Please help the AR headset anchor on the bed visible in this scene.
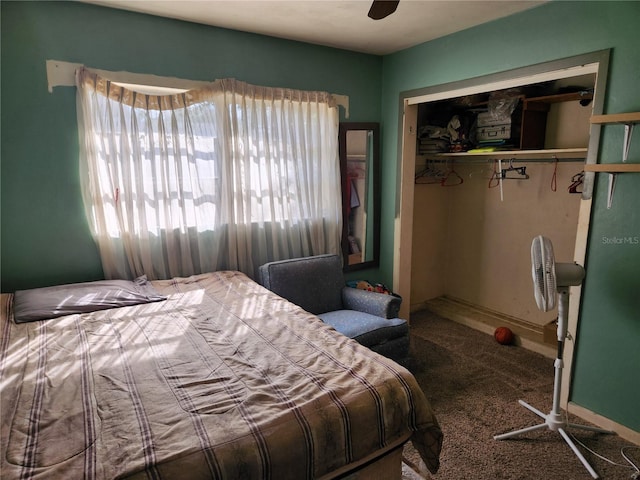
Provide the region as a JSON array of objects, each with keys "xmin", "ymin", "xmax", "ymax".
[{"xmin": 0, "ymin": 271, "xmax": 442, "ymax": 479}]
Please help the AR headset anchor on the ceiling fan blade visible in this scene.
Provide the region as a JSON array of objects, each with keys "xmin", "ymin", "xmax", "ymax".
[{"xmin": 368, "ymin": 0, "xmax": 400, "ymax": 20}]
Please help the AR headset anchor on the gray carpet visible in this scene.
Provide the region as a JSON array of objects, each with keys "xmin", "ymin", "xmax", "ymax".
[{"xmin": 401, "ymin": 309, "xmax": 639, "ymax": 480}]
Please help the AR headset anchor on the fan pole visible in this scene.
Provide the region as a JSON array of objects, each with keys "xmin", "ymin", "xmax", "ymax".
[{"xmin": 494, "ymin": 288, "xmax": 612, "ymax": 479}]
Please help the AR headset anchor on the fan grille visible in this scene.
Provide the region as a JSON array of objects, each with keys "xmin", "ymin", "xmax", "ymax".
[{"xmin": 531, "ymin": 235, "xmax": 556, "ymax": 312}]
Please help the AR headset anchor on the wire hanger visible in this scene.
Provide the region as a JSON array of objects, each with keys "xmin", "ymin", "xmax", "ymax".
[
  {"xmin": 488, "ymin": 160, "xmax": 501, "ymax": 188},
  {"xmin": 568, "ymin": 171, "xmax": 584, "ymax": 194},
  {"xmin": 440, "ymin": 161, "xmax": 464, "ymax": 187},
  {"xmin": 550, "ymin": 156, "xmax": 558, "ymax": 192},
  {"xmin": 415, "ymin": 159, "xmax": 446, "ymax": 184}
]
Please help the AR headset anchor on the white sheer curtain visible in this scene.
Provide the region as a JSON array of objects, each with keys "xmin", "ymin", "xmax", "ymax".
[{"xmin": 76, "ymin": 69, "xmax": 342, "ymax": 280}]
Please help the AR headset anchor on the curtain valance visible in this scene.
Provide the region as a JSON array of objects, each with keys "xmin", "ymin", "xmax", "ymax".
[{"xmin": 77, "ymin": 68, "xmax": 337, "ymax": 112}]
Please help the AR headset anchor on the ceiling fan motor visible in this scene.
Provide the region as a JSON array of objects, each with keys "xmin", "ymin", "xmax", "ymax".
[{"xmin": 368, "ymin": 0, "xmax": 400, "ymax": 20}]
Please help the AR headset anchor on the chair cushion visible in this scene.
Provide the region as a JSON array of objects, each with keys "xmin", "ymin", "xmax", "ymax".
[{"xmin": 318, "ymin": 310, "xmax": 408, "ymax": 347}]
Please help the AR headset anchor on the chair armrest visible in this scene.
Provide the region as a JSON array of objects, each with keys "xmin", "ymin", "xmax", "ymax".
[{"xmin": 342, "ymin": 287, "xmax": 401, "ymax": 319}]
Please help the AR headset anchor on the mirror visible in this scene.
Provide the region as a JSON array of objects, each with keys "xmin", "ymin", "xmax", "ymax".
[{"xmin": 339, "ymin": 122, "xmax": 380, "ymax": 271}]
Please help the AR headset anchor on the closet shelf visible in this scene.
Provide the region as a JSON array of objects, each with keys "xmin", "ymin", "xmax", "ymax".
[
  {"xmin": 525, "ymin": 91, "xmax": 593, "ymax": 105},
  {"xmin": 429, "ymin": 148, "xmax": 587, "ymax": 161}
]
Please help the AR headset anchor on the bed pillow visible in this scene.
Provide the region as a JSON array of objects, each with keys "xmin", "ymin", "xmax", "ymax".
[{"xmin": 13, "ymin": 276, "xmax": 166, "ymax": 323}]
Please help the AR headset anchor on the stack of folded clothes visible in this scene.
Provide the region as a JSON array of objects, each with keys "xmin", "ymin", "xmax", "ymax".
[{"xmin": 417, "ymin": 125, "xmax": 450, "ymax": 155}]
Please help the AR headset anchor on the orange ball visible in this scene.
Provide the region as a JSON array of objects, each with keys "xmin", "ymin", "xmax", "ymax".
[{"xmin": 494, "ymin": 327, "xmax": 514, "ymax": 345}]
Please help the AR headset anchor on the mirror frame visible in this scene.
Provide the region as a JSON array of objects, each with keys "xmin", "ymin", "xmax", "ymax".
[{"xmin": 339, "ymin": 122, "xmax": 381, "ymax": 272}]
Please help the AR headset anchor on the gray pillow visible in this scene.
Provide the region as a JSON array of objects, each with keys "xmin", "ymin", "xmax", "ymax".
[{"xmin": 13, "ymin": 276, "xmax": 166, "ymax": 323}]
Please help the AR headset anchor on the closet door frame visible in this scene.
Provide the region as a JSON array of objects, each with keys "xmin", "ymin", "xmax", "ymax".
[{"xmin": 394, "ymin": 49, "xmax": 610, "ymax": 407}]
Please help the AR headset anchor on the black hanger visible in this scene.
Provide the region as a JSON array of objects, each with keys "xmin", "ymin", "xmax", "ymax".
[
  {"xmin": 568, "ymin": 171, "xmax": 584, "ymax": 194},
  {"xmin": 499, "ymin": 159, "xmax": 529, "ymax": 180}
]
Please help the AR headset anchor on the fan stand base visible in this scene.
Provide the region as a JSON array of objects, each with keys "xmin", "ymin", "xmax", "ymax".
[
  {"xmin": 494, "ymin": 399, "xmax": 612, "ymax": 479},
  {"xmin": 496, "ymin": 286, "xmax": 613, "ymax": 478}
]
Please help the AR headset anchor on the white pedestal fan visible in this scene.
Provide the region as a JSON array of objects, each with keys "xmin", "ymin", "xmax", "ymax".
[{"xmin": 494, "ymin": 235, "xmax": 611, "ymax": 479}]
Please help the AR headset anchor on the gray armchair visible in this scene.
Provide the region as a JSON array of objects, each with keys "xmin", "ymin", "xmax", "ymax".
[{"xmin": 258, "ymin": 254, "xmax": 409, "ymax": 364}]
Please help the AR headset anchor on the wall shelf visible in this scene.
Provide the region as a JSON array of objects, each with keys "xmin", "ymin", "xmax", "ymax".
[
  {"xmin": 590, "ymin": 112, "xmax": 640, "ymax": 124},
  {"xmin": 590, "ymin": 112, "xmax": 639, "ymax": 162},
  {"xmin": 588, "ymin": 112, "xmax": 640, "ymax": 208},
  {"xmin": 583, "ymin": 163, "xmax": 640, "ymax": 173}
]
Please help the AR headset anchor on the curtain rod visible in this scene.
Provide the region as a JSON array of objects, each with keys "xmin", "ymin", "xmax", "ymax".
[{"xmin": 46, "ymin": 59, "xmax": 350, "ymax": 118}]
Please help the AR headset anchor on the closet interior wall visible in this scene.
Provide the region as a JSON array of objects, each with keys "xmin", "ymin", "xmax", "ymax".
[{"xmin": 412, "ymin": 162, "xmax": 582, "ymax": 328}]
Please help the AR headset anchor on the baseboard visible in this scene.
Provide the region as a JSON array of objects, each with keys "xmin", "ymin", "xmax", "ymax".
[
  {"xmin": 568, "ymin": 402, "xmax": 640, "ymax": 446},
  {"xmin": 419, "ymin": 296, "xmax": 556, "ymax": 359}
]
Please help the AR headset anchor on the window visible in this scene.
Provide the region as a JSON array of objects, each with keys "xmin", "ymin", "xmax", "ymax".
[{"xmin": 77, "ymin": 71, "xmax": 341, "ymax": 280}]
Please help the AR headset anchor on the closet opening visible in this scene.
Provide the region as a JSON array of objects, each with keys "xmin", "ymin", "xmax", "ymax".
[{"xmin": 394, "ymin": 51, "xmax": 610, "ymax": 389}]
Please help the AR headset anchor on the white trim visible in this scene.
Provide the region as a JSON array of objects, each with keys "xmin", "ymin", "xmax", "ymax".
[
  {"xmin": 407, "ymin": 63, "xmax": 599, "ymax": 105},
  {"xmin": 332, "ymin": 94, "xmax": 350, "ymax": 119},
  {"xmin": 46, "ymin": 60, "xmax": 211, "ymax": 93},
  {"xmin": 46, "ymin": 59, "xmax": 349, "ymax": 118},
  {"xmin": 396, "ymin": 51, "xmax": 613, "ymax": 435}
]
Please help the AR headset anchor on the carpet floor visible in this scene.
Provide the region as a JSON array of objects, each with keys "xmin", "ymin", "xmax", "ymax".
[{"xmin": 401, "ymin": 309, "xmax": 639, "ymax": 480}]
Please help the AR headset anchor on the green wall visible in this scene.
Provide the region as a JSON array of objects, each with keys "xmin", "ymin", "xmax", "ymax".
[
  {"xmin": 2, "ymin": 0, "xmax": 638, "ymax": 433},
  {"xmin": 380, "ymin": 1, "xmax": 639, "ymax": 432},
  {"xmin": 1, "ymin": 1, "xmax": 382, "ymax": 291}
]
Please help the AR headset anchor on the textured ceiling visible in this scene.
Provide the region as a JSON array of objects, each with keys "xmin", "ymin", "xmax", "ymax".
[{"xmin": 79, "ymin": 1, "xmax": 547, "ymax": 55}]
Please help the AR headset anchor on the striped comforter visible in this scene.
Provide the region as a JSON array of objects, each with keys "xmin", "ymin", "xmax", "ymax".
[{"xmin": 0, "ymin": 271, "xmax": 442, "ymax": 479}]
